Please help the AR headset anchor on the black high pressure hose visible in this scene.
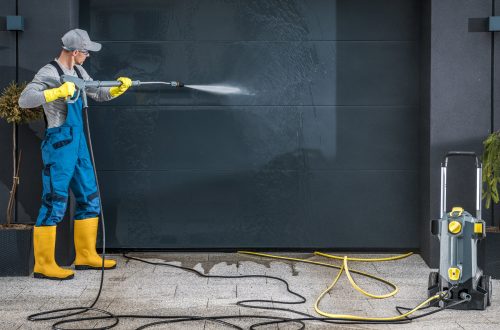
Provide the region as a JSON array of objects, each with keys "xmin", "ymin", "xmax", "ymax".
[{"xmin": 27, "ymin": 107, "xmax": 471, "ymax": 330}]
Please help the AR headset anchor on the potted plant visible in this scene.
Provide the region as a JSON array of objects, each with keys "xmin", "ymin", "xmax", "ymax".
[
  {"xmin": 0, "ymin": 81, "xmax": 43, "ymax": 276},
  {"xmin": 481, "ymin": 130, "xmax": 500, "ymax": 279}
]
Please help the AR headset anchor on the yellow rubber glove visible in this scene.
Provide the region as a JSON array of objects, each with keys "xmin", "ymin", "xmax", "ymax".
[
  {"xmin": 43, "ymin": 82, "xmax": 76, "ymax": 103},
  {"xmin": 109, "ymin": 77, "xmax": 132, "ymax": 97}
]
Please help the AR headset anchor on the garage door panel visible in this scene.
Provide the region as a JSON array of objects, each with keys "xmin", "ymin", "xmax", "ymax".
[
  {"xmin": 90, "ymin": 106, "xmax": 302, "ymax": 171},
  {"xmin": 90, "ymin": 105, "xmax": 418, "ymax": 172},
  {"xmin": 336, "ymin": 42, "xmax": 419, "ymax": 106},
  {"xmin": 97, "ymin": 169, "xmax": 419, "ymax": 249},
  {"xmin": 302, "ymin": 106, "xmax": 419, "ymax": 170},
  {"xmin": 336, "ymin": 0, "xmax": 420, "ymax": 41},
  {"xmin": 90, "ymin": 42, "xmax": 417, "ymax": 106},
  {"xmin": 307, "ymin": 170, "xmax": 419, "ymax": 248},
  {"xmin": 98, "ymin": 170, "xmax": 308, "ymax": 248},
  {"xmin": 90, "ymin": 41, "xmax": 334, "ymax": 106},
  {"xmin": 83, "ymin": 0, "xmax": 417, "ymax": 42}
]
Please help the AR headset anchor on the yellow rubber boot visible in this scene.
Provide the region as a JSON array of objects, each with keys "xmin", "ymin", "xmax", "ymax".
[
  {"xmin": 33, "ymin": 226, "xmax": 74, "ymax": 280},
  {"xmin": 74, "ymin": 217, "xmax": 116, "ymax": 270}
]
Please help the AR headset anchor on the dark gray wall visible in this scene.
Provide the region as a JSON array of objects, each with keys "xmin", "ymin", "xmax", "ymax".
[
  {"xmin": 421, "ymin": 0, "xmax": 494, "ymax": 266},
  {"xmin": 494, "ymin": 0, "xmax": 500, "ymax": 230}
]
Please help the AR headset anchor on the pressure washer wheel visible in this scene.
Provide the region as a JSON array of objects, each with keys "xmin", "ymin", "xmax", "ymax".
[
  {"xmin": 480, "ymin": 275, "xmax": 492, "ymax": 306},
  {"xmin": 427, "ymin": 271, "xmax": 440, "ymax": 303},
  {"xmin": 428, "ymin": 271, "xmax": 439, "ymax": 288}
]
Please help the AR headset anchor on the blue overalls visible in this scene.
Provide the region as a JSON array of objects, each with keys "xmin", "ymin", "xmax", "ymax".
[{"xmin": 36, "ymin": 64, "xmax": 100, "ymax": 227}]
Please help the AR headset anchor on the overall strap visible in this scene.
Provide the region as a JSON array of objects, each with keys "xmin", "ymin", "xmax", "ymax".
[
  {"xmin": 43, "ymin": 61, "xmax": 64, "ymax": 128},
  {"xmin": 49, "ymin": 60, "xmax": 84, "ymax": 79},
  {"xmin": 74, "ymin": 65, "xmax": 83, "ymax": 79},
  {"xmin": 49, "ymin": 60, "xmax": 65, "ymax": 77}
]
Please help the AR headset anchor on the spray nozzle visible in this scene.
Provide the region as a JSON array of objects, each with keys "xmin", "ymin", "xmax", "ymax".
[{"xmin": 170, "ymin": 81, "xmax": 184, "ymax": 88}]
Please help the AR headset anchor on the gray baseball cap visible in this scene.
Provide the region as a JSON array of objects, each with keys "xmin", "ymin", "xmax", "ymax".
[{"xmin": 61, "ymin": 29, "xmax": 101, "ymax": 52}]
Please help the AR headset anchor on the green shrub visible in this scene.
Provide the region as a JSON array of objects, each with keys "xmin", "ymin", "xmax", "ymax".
[
  {"xmin": 482, "ymin": 131, "xmax": 500, "ymax": 209},
  {"xmin": 0, "ymin": 81, "xmax": 43, "ymax": 123}
]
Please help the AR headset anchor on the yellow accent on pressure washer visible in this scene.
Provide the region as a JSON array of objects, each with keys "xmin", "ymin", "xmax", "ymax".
[
  {"xmin": 448, "ymin": 267, "xmax": 461, "ymax": 281},
  {"xmin": 238, "ymin": 250, "xmax": 444, "ymax": 321},
  {"xmin": 449, "ymin": 207, "xmax": 464, "ymax": 217},
  {"xmin": 474, "ymin": 222, "xmax": 483, "ymax": 234},
  {"xmin": 448, "ymin": 221, "xmax": 462, "ymax": 234}
]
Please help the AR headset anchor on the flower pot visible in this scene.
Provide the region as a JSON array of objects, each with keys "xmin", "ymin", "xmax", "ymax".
[{"xmin": 0, "ymin": 224, "xmax": 34, "ymax": 276}]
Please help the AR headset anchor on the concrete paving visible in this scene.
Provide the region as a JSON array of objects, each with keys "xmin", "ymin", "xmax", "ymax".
[{"xmin": 0, "ymin": 252, "xmax": 498, "ymax": 329}]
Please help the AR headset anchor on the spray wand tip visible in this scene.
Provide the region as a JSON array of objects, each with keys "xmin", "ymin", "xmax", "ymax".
[{"xmin": 171, "ymin": 81, "xmax": 184, "ymax": 88}]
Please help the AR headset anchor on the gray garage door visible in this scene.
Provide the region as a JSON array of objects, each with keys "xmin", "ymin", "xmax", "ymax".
[{"xmin": 80, "ymin": 0, "xmax": 420, "ymax": 249}]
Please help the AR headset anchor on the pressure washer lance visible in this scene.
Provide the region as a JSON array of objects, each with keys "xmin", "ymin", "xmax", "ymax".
[{"xmin": 60, "ymin": 74, "xmax": 184, "ymax": 107}]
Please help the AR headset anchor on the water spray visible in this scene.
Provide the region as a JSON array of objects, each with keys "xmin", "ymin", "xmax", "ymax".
[{"xmin": 184, "ymin": 84, "xmax": 243, "ymax": 95}]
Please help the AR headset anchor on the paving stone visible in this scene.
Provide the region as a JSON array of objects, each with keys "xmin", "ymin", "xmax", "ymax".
[
  {"xmin": 0, "ymin": 284, "xmax": 25, "ymax": 300},
  {"xmin": 383, "ymin": 320, "xmax": 476, "ymax": 329},
  {"xmin": 175, "ymin": 283, "xmax": 237, "ymax": 300},
  {"xmin": 4, "ymin": 252, "xmax": 499, "ymax": 329},
  {"xmin": 17, "ymin": 282, "xmax": 86, "ymax": 300}
]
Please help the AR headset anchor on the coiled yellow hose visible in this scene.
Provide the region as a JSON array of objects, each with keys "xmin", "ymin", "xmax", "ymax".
[{"xmin": 238, "ymin": 250, "xmax": 442, "ymax": 321}]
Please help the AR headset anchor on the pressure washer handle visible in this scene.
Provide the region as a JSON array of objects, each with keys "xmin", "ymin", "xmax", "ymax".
[
  {"xmin": 442, "ymin": 151, "xmax": 480, "ymax": 167},
  {"xmin": 439, "ymin": 151, "xmax": 482, "ymax": 219},
  {"xmin": 60, "ymin": 75, "xmax": 141, "ymax": 104},
  {"xmin": 85, "ymin": 80, "xmax": 141, "ymax": 88},
  {"xmin": 60, "ymin": 74, "xmax": 140, "ymax": 88}
]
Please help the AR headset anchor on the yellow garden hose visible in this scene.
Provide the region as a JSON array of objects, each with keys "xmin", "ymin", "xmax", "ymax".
[
  {"xmin": 314, "ymin": 256, "xmax": 442, "ymax": 320},
  {"xmin": 239, "ymin": 251, "xmax": 400, "ymax": 296},
  {"xmin": 314, "ymin": 251, "xmax": 413, "ymax": 262},
  {"xmin": 238, "ymin": 251, "xmax": 444, "ymax": 322},
  {"xmin": 315, "ymin": 251, "xmax": 415, "ymax": 299}
]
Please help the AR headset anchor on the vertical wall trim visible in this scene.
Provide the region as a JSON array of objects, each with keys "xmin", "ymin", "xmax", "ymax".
[
  {"xmin": 14, "ymin": 0, "xmax": 19, "ymax": 222},
  {"xmin": 492, "ymin": 1, "xmax": 495, "ymax": 136},
  {"xmin": 15, "ymin": 0, "xmax": 18, "ymax": 82},
  {"xmin": 492, "ymin": 1, "xmax": 496, "ymax": 227}
]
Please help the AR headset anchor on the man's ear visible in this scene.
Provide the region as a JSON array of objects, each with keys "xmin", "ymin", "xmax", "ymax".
[{"xmin": 72, "ymin": 50, "xmax": 79, "ymax": 56}]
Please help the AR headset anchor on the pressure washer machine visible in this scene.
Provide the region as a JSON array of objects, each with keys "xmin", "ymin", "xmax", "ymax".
[{"xmin": 428, "ymin": 151, "xmax": 492, "ymax": 310}]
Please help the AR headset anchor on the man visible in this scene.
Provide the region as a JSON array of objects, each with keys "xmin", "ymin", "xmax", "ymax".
[{"xmin": 19, "ymin": 29, "xmax": 132, "ymax": 280}]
